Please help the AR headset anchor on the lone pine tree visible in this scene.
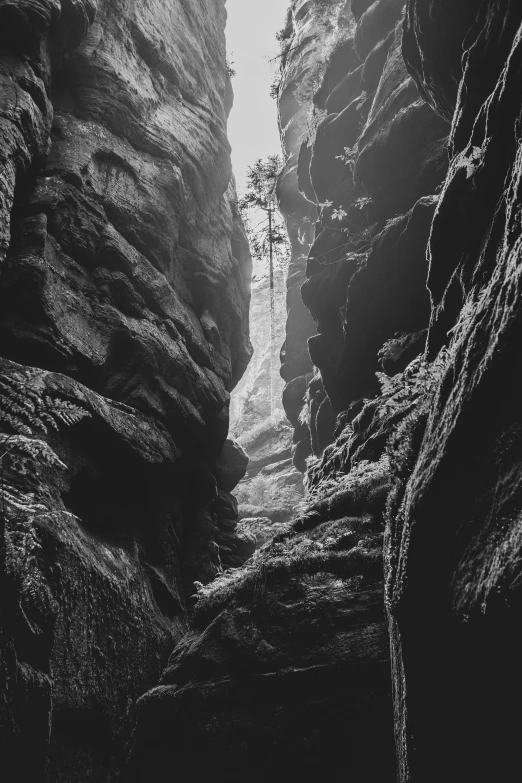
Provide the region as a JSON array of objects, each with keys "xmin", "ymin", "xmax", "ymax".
[{"xmin": 239, "ymin": 156, "xmax": 290, "ymax": 418}]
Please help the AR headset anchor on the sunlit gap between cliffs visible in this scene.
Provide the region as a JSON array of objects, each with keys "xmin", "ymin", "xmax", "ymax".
[{"xmin": 226, "ymin": 0, "xmax": 290, "ymax": 427}]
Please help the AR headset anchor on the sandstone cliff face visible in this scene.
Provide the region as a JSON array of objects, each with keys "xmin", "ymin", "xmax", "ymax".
[
  {"xmin": 278, "ymin": 0, "xmax": 448, "ymax": 463},
  {"xmin": 0, "ymin": 1, "xmax": 251, "ymax": 779},
  {"xmin": 386, "ymin": 2, "xmax": 522, "ymax": 780},
  {"xmin": 275, "ymin": 1, "xmax": 325, "ymax": 470}
]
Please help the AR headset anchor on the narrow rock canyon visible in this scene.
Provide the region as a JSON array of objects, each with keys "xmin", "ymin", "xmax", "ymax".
[{"xmin": 1, "ymin": 1, "xmax": 521, "ymax": 782}]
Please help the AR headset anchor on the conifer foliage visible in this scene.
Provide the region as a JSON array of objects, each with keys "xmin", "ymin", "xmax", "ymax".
[{"xmin": 239, "ymin": 156, "xmax": 290, "ymax": 418}]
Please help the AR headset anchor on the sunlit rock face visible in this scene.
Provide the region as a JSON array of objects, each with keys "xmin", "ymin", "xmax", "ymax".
[
  {"xmin": 276, "ymin": 1, "xmax": 331, "ymax": 470},
  {"xmin": 0, "ymin": 0, "xmax": 251, "ymax": 778},
  {"xmin": 230, "ymin": 268, "xmax": 304, "ymax": 527},
  {"xmin": 277, "ymin": 0, "xmax": 448, "ymax": 462}
]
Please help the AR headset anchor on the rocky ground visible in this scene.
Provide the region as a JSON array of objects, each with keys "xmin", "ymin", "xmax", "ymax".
[{"xmin": 122, "ymin": 452, "xmax": 395, "ymax": 782}]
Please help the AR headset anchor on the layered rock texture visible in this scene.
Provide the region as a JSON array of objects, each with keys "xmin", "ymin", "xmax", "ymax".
[
  {"xmin": 277, "ymin": 0, "xmax": 448, "ymax": 459},
  {"xmin": 277, "ymin": 1, "xmax": 522, "ymax": 781},
  {"xmin": 386, "ymin": 2, "xmax": 522, "ymax": 780},
  {"xmin": 276, "ymin": 2, "xmax": 324, "ymax": 471},
  {"xmin": 0, "ymin": 1, "xmax": 252, "ymax": 779}
]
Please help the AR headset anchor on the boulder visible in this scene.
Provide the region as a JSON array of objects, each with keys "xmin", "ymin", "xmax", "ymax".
[{"xmin": 213, "ymin": 438, "xmax": 249, "ymax": 492}]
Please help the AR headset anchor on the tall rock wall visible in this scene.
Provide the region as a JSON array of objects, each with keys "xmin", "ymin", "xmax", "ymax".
[
  {"xmin": 276, "ymin": 0, "xmax": 342, "ymax": 470},
  {"xmin": 277, "ymin": 0, "xmax": 448, "ymax": 464},
  {"xmin": 275, "ymin": 1, "xmax": 522, "ymax": 781},
  {"xmin": 386, "ymin": 2, "xmax": 522, "ymax": 780},
  {"xmin": 0, "ymin": 1, "xmax": 252, "ymax": 780}
]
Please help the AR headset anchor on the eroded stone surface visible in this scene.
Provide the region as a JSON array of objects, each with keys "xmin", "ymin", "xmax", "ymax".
[
  {"xmin": 385, "ymin": 3, "xmax": 522, "ymax": 780},
  {"xmin": 0, "ymin": 357, "xmax": 187, "ymax": 780},
  {"xmin": 0, "ymin": 1, "xmax": 252, "ymax": 779},
  {"xmin": 122, "ymin": 457, "xmax": 395, "ymax": 783},
  {"xmin": 277, "ymin": 0, "xmax": 448, "ymax": 461}
]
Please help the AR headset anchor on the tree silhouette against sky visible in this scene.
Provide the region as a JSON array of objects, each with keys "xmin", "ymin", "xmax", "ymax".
[{"xmin": 239, "ymin": 155, "xmax": 290, "ymax": 418}]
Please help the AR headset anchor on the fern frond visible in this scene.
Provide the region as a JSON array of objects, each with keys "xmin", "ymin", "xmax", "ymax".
[
  {"xmin": 0, "ymin": 410, "xmax": 34, "ymax": 436},
  {"xmin": 0, "ymin": 372, "xmax": 91, "ymax": 439},
  {"xmin": 375, "ymin": 348, "xmax": 451, "ymax": 419},
  {"xmin": 0, "ymin": 484, "xmax": 49, "ymax": 514},
  {"xmin": 0, "ymin": 433, "xmax": 66, "ymax": 468},
  {"xmin": 50, "ymin": 399, "xmax": 91, "ymax": 428},
  {"xmin": 39, "ymin": 410, "xmax": 59, "ymax": 431}
]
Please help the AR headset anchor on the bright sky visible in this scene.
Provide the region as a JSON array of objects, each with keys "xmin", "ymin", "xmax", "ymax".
[{"xmin": 226, "ymin": 0, "xmax": 288, "ymax": 196}]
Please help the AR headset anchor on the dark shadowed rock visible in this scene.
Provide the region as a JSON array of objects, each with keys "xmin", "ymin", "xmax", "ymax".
[
  {"xmin": 0, "ymin": 0, "xmax": 252, "ymax": 778},
  {"xmin": 121, "ymin": 458, "xmax": 395, "ymax": 783},
  {"xmin": 282, "ymin": 373, "xmax": 309, "ymax": 427},
  {"xmin": 402, "ymin": 0, "xmax": 477, "ymax": 123},
  {"xmin": 0, "ymin": 357, "xmax": 187, "ymax": 781},
  {"xmin": 213, "ymin": 438, "xmax": 249, "ymax": 492},
  {"xmin": 385, "ymin": 2, "xmax": 522, "ymax": 780}
]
